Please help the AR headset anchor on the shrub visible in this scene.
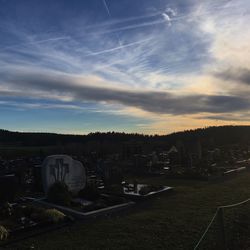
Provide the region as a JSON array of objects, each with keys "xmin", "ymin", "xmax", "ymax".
[
  {"xmin": 0, "ymin": 225, "xmax": 8, "ymax": 241},
  {"xmin": 43, "ymin": 209, "xmax": 65, "ymax": 223},
  {"xmin": 47, "ymin": 182, "xmax": 71, "ymax": 206}
]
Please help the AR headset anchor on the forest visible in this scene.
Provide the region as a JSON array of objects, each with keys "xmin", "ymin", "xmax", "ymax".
[{"xmin": 0, "ymin": 125, "xmax": 250, "ymax": 152}]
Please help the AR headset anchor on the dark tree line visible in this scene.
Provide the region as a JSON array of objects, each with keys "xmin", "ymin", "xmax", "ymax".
[{"xmin": 0, "ymin": 126, "xmax": 250, "ymax": 155}]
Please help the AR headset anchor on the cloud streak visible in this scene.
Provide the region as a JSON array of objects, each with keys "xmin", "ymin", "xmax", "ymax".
[
  {"xmin": 84, "ymin": 37, "xmax": 153, "ymax": 56},
  {"xmin": 2, "ymin": 72, "xmax": 250, "ymax": 116},
  {"xmin": 215, "ymin": 67, "xmax": 250, "ymax": 86},
  {"xmin": 0, "ymin": 36, "xmax": 70, "ymax": 52}
]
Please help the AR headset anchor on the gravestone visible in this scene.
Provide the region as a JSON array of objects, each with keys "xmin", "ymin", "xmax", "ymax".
[{"xmin": 42, "ymin": 155, "xmax": 86, "ymax": 195}]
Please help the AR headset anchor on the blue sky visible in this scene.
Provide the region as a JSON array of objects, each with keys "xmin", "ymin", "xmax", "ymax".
[{"xmin": 1, "ymin": 0, "xmax": 250, "ymax": 134}]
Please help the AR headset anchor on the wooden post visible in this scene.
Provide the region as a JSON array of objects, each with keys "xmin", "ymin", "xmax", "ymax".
[{"xmin": 217, "ymin": 207, "xmax": 227, "ymax": 250}]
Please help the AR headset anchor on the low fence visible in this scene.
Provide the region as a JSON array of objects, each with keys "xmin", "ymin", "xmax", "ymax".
[{"xmin": 194, "ymin": 198, "xmax": 250, "ymax": 250}]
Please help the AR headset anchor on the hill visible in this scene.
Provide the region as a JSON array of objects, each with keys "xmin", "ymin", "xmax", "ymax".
[{"xmin": 0, "ymin": 126, "xmax": 250, "ymax": 156}]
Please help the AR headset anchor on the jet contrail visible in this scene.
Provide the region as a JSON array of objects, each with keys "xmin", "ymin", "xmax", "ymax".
[
  {"xmin": 102, "ymin": 0, "xmax": 111, "ymax": 17},
  {"xmin": 102, "ymin": 0, "xmax": 122, "ymax": 46},
  {"xmin": 98, "ymin": 19, "xmax": 167, "ymax": 34},
  {"xmin": 85, "ymin": 37, "xmax": 152, "ymax": 56},
  {"xmin": 84, "ymin": 11, "xmax": 162, "ymax": 31},
  {"xmin": 0, "ymin": 36, "xmax": 70, "ymax": 52}
]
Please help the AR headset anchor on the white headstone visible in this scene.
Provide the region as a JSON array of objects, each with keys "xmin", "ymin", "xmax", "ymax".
[{"xmin": 42, "ymin": 155, "xmax": 86, "ymax": 195}]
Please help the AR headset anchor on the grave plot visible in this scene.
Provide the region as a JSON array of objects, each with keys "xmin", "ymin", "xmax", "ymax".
[
  {"xmin": 33, "ymin": 155, "xmax": 134, "ymax": 218},
  {"xmin": 0, "ymin": 199, "xmax": 71, "ymax": 246}
]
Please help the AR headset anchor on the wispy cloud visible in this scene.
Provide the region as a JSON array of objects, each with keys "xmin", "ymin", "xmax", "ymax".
[
  {"xmin": 161, "ymin": 7, "xmax": 177, "ymax": 26},
  {"xmin": 0, "ymin": 36, "xmax": 70, "ymax": 52},
  {"xmin": 84, "ymin": 37, "xmax": 153, "ymax": 56}
]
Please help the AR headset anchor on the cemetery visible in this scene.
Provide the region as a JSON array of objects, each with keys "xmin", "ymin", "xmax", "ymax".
[
  {"xmin": 0, "ymin": 154, "xmax": 173, "ymax": 244},
  {"xmin": 0, "ymin": 148, "xmax": 247, "ymax": 246},
  {"xmin": 0, "ymin": 128, "xmax": 250, "ymax": 248}
]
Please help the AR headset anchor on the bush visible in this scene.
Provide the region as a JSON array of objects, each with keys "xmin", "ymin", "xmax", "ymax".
[
  {"xmin": 43, "ymin": 209, "xmax": 65, "ymax": 223},
  {"xmin": 0, "ymin": 225, "xmax": 8, "ymax": 241},
  {"xmin": 47, "ymin": 182, "xmax": 71, "ymax": 206}
]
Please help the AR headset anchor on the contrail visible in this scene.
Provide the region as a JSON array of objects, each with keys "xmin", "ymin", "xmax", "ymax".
[
  {"xmin": 0, "ymin": 36, "xmax": 70, "ymax": 52},
  {"xmin": 97, "ymin": 2, "xmax": 241, "ymax": 35},
  {"xmin": 102, "ymin": 0, "xmax": 122, "ymax": 46},
  {"xmin": 98, "ymin": 19, "xmax": 167, "ymax": 34},
  {"xmin": 102, "ymin": 0, "xmax": 111, "ymax": 17},
  {"xmin": 85, "ymin": 37, "xmax": 152, "ymax": 56},
  {"xmin": 83, "ymin": 11, "xmax": 162, "ymax": 30}
]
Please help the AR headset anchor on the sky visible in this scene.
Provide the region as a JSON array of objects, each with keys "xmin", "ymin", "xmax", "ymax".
[{"xmin": 1, "ymin": 0, "xmax": 250, "ymax": 135}]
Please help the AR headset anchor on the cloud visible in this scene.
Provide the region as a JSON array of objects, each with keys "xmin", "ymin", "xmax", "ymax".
[
  {"xmin": 161, "ymin": 7, "xmax": 177, "ymax": 26},
  {"xmin": 2, "ymin": 71, "xmax": 250, "ymax": 116},
  {"xmin": 214, "ymin": 67, "xmax": 250, "ymax": 86},
  {"xmin": 84, "ymin": 37, "xmax": 152, "ymax": 56},
  {"xmin": 0, "ymin": 36, "xmax": 70, "ymax": 52},
  {"xmin": 195, "ymin": 0, "xmax": 250, "ymax": 68},
  {"xmin": 165, "ymin": 7, "xmax": 177, "ymax": 17},
  {"xmin": 162, "ymin": 13, "xmax": 171, "ymax": 26},
  {"xmin": 200, "ymin": 112, "xmax": 250, "ymax": 122}
]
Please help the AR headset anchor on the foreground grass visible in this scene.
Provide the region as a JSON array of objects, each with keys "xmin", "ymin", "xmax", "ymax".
[{"xmin": 7, "ymin": 172, "xmax": 250, "ymax": 250}]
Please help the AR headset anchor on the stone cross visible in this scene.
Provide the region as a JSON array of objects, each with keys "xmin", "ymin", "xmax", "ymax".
[
  {"xmin": 49, "ymin": 158, "xmax": 69, "ymax": 182},
  {"xmin": 42, "ymin": 155, "xmax": 86, "ymax": 195}
]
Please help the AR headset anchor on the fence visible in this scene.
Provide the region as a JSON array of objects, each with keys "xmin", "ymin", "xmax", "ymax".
[{"xmin": 194, "ymin": 198, "xmax": 250, "ymax": 250}]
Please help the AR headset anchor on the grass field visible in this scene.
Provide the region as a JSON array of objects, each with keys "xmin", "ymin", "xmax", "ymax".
[{"xmin": 7, "ymin": 171, "xmax": 250, "ymax": 250}]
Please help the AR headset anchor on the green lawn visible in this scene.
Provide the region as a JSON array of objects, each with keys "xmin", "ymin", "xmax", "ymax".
[{"xmin": 7, "ymin": 172, "xmax": 250, "ymax": 250}]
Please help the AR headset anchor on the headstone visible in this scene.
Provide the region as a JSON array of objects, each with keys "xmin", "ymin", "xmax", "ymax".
[{"xmin": 42, "ymin": 155, "xmax": 86, "ymax": 195}]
